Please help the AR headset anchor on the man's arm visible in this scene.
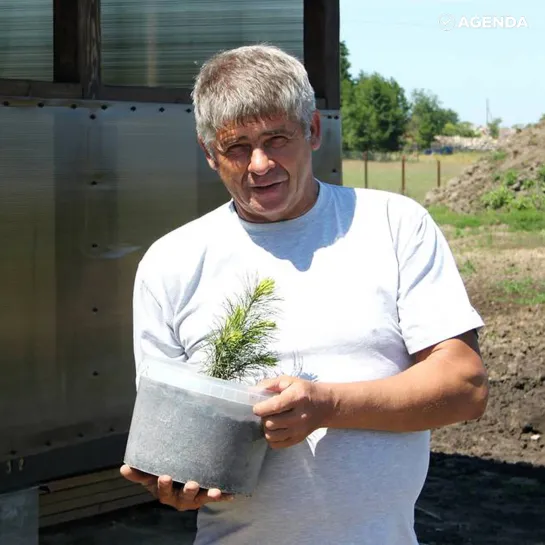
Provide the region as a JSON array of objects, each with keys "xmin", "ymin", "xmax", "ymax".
[
  {"xmin": 323, "ymin": 329, "xmax": 488, "ymax": 431},
  {"xmin": 253, "ymin": 330, "xmax": 488, "ymax": 448}
]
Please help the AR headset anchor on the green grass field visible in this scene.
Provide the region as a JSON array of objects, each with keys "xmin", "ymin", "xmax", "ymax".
[
  {"xmin": 341, "ymin": 151, "xmax": 545, "ymax": 233},
  {"xmin": 342, "ymin": 152, "xmax": 487, "ymax": 203}
]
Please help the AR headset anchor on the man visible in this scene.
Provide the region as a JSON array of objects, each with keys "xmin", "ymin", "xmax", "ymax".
[{"xmin": 121, "ymin": 45, "xmax": 488, "ymax": 544}]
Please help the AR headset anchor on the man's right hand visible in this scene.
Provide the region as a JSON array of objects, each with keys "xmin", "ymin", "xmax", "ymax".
[{"xmin": 120, "ymin": 464, "xmax": 234, "ymax": 511}]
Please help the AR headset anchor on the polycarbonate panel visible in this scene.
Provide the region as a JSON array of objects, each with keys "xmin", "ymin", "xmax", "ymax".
[
  {"xmin": 0, "ymin": 0, "xmax": 53, "ymax": 81},
  {"xmin": 101, "ymin": 0, "xmax": 303, "ymax": 87},
  {"xmin": 0, "ymin": 100, "xmax": 340, "ymax": 468},
  {"xmin": 0, "ymin": 99, "xmax": 212, "ymax": 460}
]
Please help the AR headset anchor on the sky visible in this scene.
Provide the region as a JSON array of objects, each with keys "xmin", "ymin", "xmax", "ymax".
[{"xmin": 339, "ymin": 0, "xmax": 545, "ymax": 127}]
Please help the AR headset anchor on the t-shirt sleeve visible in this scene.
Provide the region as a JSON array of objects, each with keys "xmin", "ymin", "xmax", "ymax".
[
  {"xmin": 132, "ymin": 265, "xmax": 186, "ymax": 386},
  {"xmin": 395, "ymin": 209, "xmax": 484, "ymax": 355}
]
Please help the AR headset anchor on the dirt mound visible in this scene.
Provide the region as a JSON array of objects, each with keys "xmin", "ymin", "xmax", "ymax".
[{"xmin": 425, "ymin": 120, "xmax": 545, "ymax": 213}]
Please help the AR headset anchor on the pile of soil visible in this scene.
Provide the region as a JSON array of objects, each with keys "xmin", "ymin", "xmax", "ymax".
[
  {"xmin": 425, "ymin": 120, "xmax": 545, "ymax": 213},
  {"xmin": 416, "ymin": 230, "xmax": 545, "ymax": 544}
]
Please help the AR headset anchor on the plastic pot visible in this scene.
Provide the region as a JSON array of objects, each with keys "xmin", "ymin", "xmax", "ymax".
[{"xmin": 123, "ymin": 358, "xmax": 273, "ymax": 495}]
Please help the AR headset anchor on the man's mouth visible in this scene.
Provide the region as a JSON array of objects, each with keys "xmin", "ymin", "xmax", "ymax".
[{"xmin": 251, "ymin": 181, "xmax": 284, "ymax": 191}]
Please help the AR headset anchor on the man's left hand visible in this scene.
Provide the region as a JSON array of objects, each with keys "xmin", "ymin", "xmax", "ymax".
[{"xmin": 253, "ymin": 376, "xmax": 334, "ymax": 449}]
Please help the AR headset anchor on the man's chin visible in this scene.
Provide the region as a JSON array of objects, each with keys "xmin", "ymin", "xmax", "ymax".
[
  {"xmin": 247, "ymin": 186, "xmax": 290, "ymax": 221},
  {"xmin": 244, "ymin": 205, "xmax": 287, "ymax": 223}
]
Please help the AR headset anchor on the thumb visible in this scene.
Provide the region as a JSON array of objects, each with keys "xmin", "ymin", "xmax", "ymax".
[
  {"xmin": 253, "ymin": 375, "xmax": 296, "ymax": 417},
  {"xmin": 256, "ymin": 374, "xmax": 295, "ymax": 393},
  {"xmin": 120, "ymin": 465, "xmax": 156, "ymax": 486}
]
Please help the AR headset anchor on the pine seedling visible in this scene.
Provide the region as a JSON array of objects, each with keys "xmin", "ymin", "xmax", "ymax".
[{"xmin": 202, "ymin": 277, "xmax": 281, "ymax": 381}]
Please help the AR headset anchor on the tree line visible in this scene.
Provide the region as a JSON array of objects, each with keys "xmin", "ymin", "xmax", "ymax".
[{"xmin": 340, "ymin": 42, "xmax": 501, "ymax": 153}]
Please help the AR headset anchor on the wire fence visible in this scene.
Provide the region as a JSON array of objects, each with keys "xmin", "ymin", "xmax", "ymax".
[{"xmin": 341, "ymin": 151, "xmax": 484, "ymax": 203}]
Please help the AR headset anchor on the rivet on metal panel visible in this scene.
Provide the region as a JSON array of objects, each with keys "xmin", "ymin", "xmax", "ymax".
[
  {"xmin": 109, "ymin": 427, "xmax": 115, "ymax": 433},
  {"xmin": 45, "ymin": 441, "xmax": 52, "ymax": 447},
  {"xmin": 130, "ymin": 106, "xmax": 137, "ymax": 112},
  {"xmin": 92, "ymin": 371, "xmax": 99, "ymax": 376},
  {"xmin": 101, "ymin": 105, "xmax": 108, "ymax": 110},
  {"xmin": 185, "ymin": 108, "xmax": 192, "ymax": 113},
  {"xmin": 92, "ymin": 307, "xmax": 99, "ymax": 313},
  {"xmin": 77, "ymin": 432, "xmax": 85, "ymax": 438},
  {"xmin": 2, "ymin": 101, "xmax": 9, "ymax": 107},
  {"xmin": 334, "ymin": 115, "xmax": 339, "ymax": 120},
  {"xmin": 90, "ymin": 180, "xmax": 97, "ymax": 186},
  {"xmin": 18, "ymin": 459, "xmax": 24, "ymax": 471},
  {"xmin": 332, "ymin": 169, "xmax": 338, "ymax": 173},
  {"xmin": 90, "ymin": 114, "xmax": 96, "ymax": 120},
  {"xmin": 37, "ymin": 102, "xmax": 44, "ymax": 108},
  {"xmin": 91, "ymin": 243, "xmax": 98, "ymax": 248},
  {"xmin": 159, "ymin": 107, "xmax": 165, "ymax": 113},
  {"xmin": 327, "ymin": 115, "xmax": 333, "ymax": 120}
]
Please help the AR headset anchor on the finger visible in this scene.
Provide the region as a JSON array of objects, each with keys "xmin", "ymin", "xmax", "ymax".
[
  {"xmin": 268, "ymin": 436, "xmax": 301, "ymax": 449},
  {"xmin": 120, "ymin": 465, "xmax": 156, "ymax": 486},
  {"xmin": 192, "ymin": 486, "xmax": 233, "ymax": 504},
  {"xmin": 178, "ymin": 486, "xmax": 233, "ymax": 510},
  {"xmin": 263, "ymin": 413, "xmax": 293, "ymax": 431},
  {"xmin": 254, "ymin": 391, "xmax": 297, "ymax": 418},
  {"xmin": 181, "ymin": 480, "xmax": 201, "ymax": 503},
  {"xmin": 206, "ymin": 488, "xmax": 222, "ymax": 501},
  {"xmin": 187, "ymin": 487, "xmax": 218, "ymax": 509},
  {"xmin": 156, "ymin": 475, "xmax": 178, "ymax": 506},
  {"xmin": 202, "ymin": 488, "xmax": 234, "ymax": 505},
  {"xmin": 265, "ymin": 428, "xmax": 292, "ymax": 444},
  {"xmin": 256, "ymin": 375, "xmax": 294, "ymax": 393},
  {"xmin": 176, "ymin": 480, "xmax": 213, "ymax": 510}
]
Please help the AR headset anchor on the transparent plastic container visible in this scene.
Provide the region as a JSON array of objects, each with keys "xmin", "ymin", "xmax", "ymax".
[
  {"xmin": 137, "ymin": 358, "xmax": 275, "ymax": 406},
  {"xmin": 124, "ymin": 358, "xmax": 275, "ymax": 495}
]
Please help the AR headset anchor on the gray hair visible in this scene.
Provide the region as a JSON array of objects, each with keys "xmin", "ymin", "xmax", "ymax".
[{"xmin": 192, "ymin": 44, "xmax": 316, "ymax": 148}]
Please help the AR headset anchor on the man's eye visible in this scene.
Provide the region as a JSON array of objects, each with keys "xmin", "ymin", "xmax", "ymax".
[
  {"xmin": 226, "ymin": 145, "xmax": 248, "ymax": 156},
  {"xmin": 267, "ymin": 136, "xmax": 288, "ymax": 148}
]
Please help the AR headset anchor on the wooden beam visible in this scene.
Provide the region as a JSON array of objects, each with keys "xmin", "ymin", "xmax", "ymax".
[
  {"xmin": 40, "ymin": 492, "xmax": 153, "ymax": 528},
  {"xmin": 78, "ymin": 0, "xmax": 101, "ymax": 98},
  {"xmin": 304, "ymin": 0, "xmax": 340, "ymax": 110},
  {"xmin": 97, "ymin": 85, "xmax": 194, "ymax": 105},
  {"xmin": 54, "ymin": 0, "xmax": 80, "ymax": 82},
  {"xmin": 0, "ymin": 80, "xmax": 82, "ymax": 99}
]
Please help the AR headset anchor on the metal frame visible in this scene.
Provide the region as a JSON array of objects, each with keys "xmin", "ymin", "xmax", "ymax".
[
  {"xmin": 1, "ymin": 435, "xmax": 127, "ymax": 494},
  {"xmin": 304, "ymin": 0, "xmax": 340, "ymax": 110},
  {"xmin": 0, "ymin": 488, "xmax": 39, "ymax": 543},
  {"xmin": 0, "ymin": 0, "xmax": 339, "ymax": 108},
  {"xmin": 54, "ymin": 0, "xmax": 80, "ymax": 83}
]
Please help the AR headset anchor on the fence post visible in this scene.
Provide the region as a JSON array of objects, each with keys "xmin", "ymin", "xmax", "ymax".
[
  {"xmin": 401, "ymin": 155, "xmax": 406, "ymax": 195},
  {"xmin": 437, "ymin": 158, "xmax": 441, "ymax": 188},
  {"xmin": 363, "ymin": 151, "xmax": 368, "ymax": 188}
]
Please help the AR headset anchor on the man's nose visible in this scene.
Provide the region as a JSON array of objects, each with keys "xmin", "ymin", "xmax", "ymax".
[{"xmin": 248, "ymin": 148, "xmax": 274, "ymax": 175}]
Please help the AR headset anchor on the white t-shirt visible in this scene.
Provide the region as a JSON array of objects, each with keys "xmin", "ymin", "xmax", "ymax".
[{"xmin": 133, "ymin": 181, "xmax": 484, "ymax": 545}]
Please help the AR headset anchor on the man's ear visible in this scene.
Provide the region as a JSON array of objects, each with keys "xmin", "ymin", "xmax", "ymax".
[
  {"xmin": 310, "ymin": 110, "xmax": 322, "ymax": 151},
  {"xmin": 198, "ymin": 139, "xmax": 218, "ymax": 170}
]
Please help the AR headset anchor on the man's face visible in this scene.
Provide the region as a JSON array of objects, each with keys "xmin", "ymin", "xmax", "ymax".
[{"xmin": 203, "ymin": 111, "xmax": 321, "ymax": 223}]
